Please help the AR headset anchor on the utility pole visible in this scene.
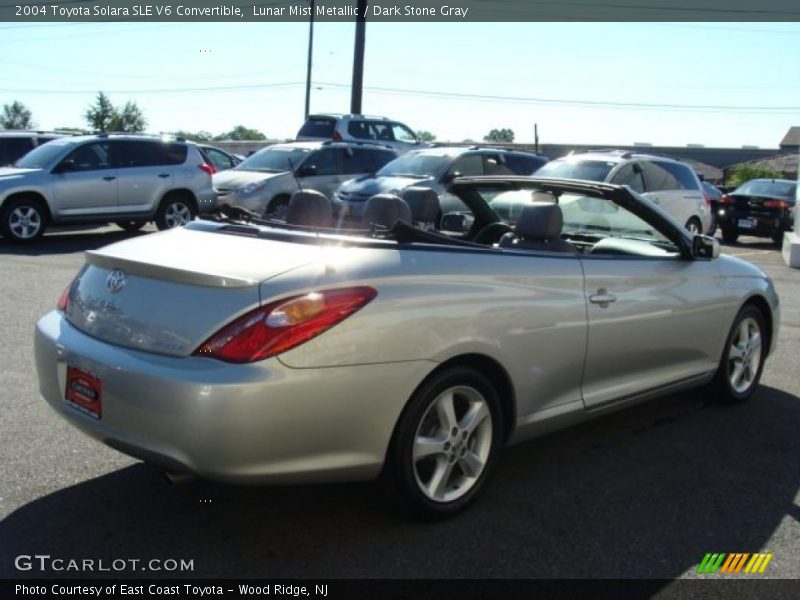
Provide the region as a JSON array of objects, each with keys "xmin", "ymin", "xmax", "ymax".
[
  {"xmin": 350, "ymin": 0, "xmax": 367, "ymax": 114},
  {"xmin": 304, "ymin": 0, "xmax": 315, "ymax": 118},
  {"xmin": 534, "ymin": 123, "xmax": 539, "ymax": 153}
]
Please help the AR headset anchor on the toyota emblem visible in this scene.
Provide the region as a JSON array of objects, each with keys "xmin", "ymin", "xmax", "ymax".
[{"xmin": 106, "ymin": 269, "xmax": 127, "ymax": 293}]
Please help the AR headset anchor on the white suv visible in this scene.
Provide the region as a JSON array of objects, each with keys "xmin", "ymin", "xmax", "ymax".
[
  {"xmin": 0, "ymin": 134, "xmax": 217, "ymax": 243},
  {"xmin": 535, "ymin": 150, "xmax": 711, "ymax": 234},
  {"xmin": 296, "ymin": 113, "xmax": 430, "ymax": 153}
]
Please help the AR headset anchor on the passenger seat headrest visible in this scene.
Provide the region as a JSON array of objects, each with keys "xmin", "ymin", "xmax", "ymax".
[
  {"xmin": 285, "ymin": 190, "xmax": 333, "ymax": 227},
  {"xmin": 514, "ymin": 203, "xmax": 563, "ymax": 240},
  {"xmin": 362, "ymin": 194, "xmax": 412, "ymax": 228},
  {"xmin": 401, "ymin": 187, "xmax": 440, "ymax": 223}
]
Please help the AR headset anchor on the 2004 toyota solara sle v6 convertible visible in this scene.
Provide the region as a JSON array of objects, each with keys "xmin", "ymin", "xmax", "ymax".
[{"xmin": 34, "ymin": 176, "xmax": 779, "ymax": 517}]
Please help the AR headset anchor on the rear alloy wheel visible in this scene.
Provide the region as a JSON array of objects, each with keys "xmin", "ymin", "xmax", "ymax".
[
  {"xmin": 712, "ymin": 305, "xmax": 766, "ymax": 404},
  {"xmin": 685, "ymin": 217, "xmax": 702, "ymax": 236},
  {"xmin": 387, "ymin": 367, "xmax": 503, "ymax": 517},
  {"xmin": 115, "ymin": 220, "xmax": 146, "ymax": 232},
  {"xmin": 155, "ymin": 195, "xmax": 196, "ymax": 231},
  {"xmin": 721, "ymin": 228, "xmax": 738, "ymax": 244},
  {"xmin": 1, "ymin": 197, "xmax": 47, "ymax": 243}
]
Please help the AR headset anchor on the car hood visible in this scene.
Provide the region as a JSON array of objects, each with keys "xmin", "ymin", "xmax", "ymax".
[
  {"xmin": 0, "ymin": 167, "xmax": 41, "ymax": 180},
  {"xmin": 213, "ymin": 169, "xmax": 286, "ymax": 191},
  {"xmin": 339, "ymin": 175, "xmax": 435, "ymax": 197}
]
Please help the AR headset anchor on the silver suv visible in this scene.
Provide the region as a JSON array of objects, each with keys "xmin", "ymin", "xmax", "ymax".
[
  {"xmin": 213, "ymin": 140, "xmax": 398, "ymax": 218},
  {"xmin": 0, "ymin": 134, "xmax": 217, "ymax": 243},
  {"xmin": 535, "ymin": 150, "xmax": 711, "ymax": 234},
  {"xmin": 296, "ymin": 113, "xmax": 429, "ymax": 153}
]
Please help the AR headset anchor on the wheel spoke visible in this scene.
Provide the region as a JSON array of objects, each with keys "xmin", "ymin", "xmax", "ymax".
[
  {"xmin": 729, "ymin": 343, "xmax": 745, "ymax": 360},
  {"xmin": 413, "ymin": 436, "xmax": 445, "ymax": 462},
  {"xmin": 738, "ymin": 321, "xmax": 750, "ymax": 345},
  {"xmin": 749, "ymin": 331, "xmax": 761, "ymax": 352},
  {"xmin": 731, "ymin": 361, "xmax": 745, "ymax": 388},
  {"xmin": 435, "ymin": 391, "xmax": 458, "ymax": 432},
  {"xmin": 459, "ymin": 401, "xmax": 489, "ymax": 435},
  {"xmin": 426, "ymin": 458, "xmax": 455, "ymax": 500},
  {"xmin": 458, "ymin": 450, "xmax": 484, "ymax": 478}
]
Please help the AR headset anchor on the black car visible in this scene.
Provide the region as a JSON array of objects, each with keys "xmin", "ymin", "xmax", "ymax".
[
  {"xmin": 718, "ymin": 178, "xmax": 796, "ymax": 245},
  {"xmin": 701, "ymin": 180, "xmax": 723, "ymax": 236},
  {"xmin": 0, "ymin": 131, "xmax": 66, "ymax": 167}
]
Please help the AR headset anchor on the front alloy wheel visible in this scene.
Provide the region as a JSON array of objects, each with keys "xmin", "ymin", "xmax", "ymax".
[
  {"xmin": 1, "ymin": 198, "xmax": 47, "ymax": 243},
  {"xmin": 713, "ymin": 305, "xmax": 766, "ymax": 404},
  {"xmin": 387, "ymin": 367, "xmax": 503, "ymax": 517}
]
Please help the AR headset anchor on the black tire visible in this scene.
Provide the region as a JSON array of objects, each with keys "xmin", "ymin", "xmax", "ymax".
[
  {"xmin": 115, "ymin": 220, "xmax": 146, "ymax": 232},
  {"xmin": 772, "ymin": 232, "xmax": 784, "ymax": 246},
  {"xmin": 155, "ymin": 194, "xmax": 196, "ymax": 231},
  {"xmin": 0, "ymin": 196, "xmax": 48, "ymax": 243},
  {"xmin": 706, "ymin": 214, "xmax": 718, "ymax": 237},
  {"xmin": 721, "ymin": 228, "xmax": 738, "ymax": 244},
  {"xmin": 385, "ymin": 366, "xmax": 504, "ymax": 518},
  {"xmin": 264, "ymin": 195, "xmax": 290, "ymax": 220},
  {"xmin": 685, "ymin": 217, "xmax": 702, "ymax": 236},
  {"xmin": 711, "ymin": 304, "xmax": 767, "ymax": 405}
]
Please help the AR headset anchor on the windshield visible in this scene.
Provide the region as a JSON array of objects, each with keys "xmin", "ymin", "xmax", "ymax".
[
  {"xmin": 14, "ymin": 142, "xmax": 67, "ymax": 169},
  {"xmin": 534, "ymin": 159, "xmax": 615, "ymax": 182},
  {"xmin": 735, "ymin": 180, "xmax": 796, "ymax": 199},
  {"xmin": 236, "ymin": 147, "xmax": 313, "ymax": 173},
  {"xmin": 376, "ymin": 152, "xmax": 453, "ymax": 178}
]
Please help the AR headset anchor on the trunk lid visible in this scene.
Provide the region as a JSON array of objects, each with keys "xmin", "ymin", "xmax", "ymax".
[{"xmin": 64, "ymin": 224, "xmax": 320, "ymax": 356}]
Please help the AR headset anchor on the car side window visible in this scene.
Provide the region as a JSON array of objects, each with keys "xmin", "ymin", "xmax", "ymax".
[
  {"xmin": 640, "ymin": 161, "xmax": 681, "ymax": 192},
  {"xmin": 347, "ymin": 121, "xmax": 371, "ymax": 140},
  {"xmin": 61, "ymin": 142, "xmax": 113, "ymax": 171},
  {"xmin": 341, "ymin": 148, "xmax": 375, "ymax": 175},
  {"xmin": 115, "ymin": 141, "xmax": 164, "ymax": 168},
  {"xmin": 205, "ymin": 148, "xmax": 232, "ymax": 170},
  {"xmin": 503, "ymin": 154, "xmax": 547, "ymax": 175},
  {"xmin": 484, "ymin": 154, "xmax": 514, "ymax": 176},
  {"xmin": 656, "ymin": 161, "xmax": 699, "ymax": 191},
  {"xmin": 610, "ymin": 163, "xmax": 646, "ymax": 193},
  {"xmin": 391, "ymin": 124, "xmax": 417, "ymax": 144},
  {"xmin": 372, "ymin": 150, "xmax": 397, "ymax": 172},
  {"xmin": 303, "ymin": 147, "xmax": 340, "ymax": 176},
  {"xmin": 448, "ymin": 154, "xmax": 484, "ymax": 177},
  {"xmin": 369, "ymin": 122, "xmax": 394, "ymax": 142}
]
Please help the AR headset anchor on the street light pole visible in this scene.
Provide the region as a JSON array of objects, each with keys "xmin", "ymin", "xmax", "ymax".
[
  {"xmin": 350, "ymin": 0, "xmax": 367, "ymax": 115},
  {"xmin": 304, "ymin": 0, "xmax": 315, "ymax": 118}
]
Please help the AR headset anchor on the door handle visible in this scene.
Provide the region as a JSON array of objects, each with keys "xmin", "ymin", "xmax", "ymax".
[
  {"xmin": 589, "ymin": 289, "xmax": 617, "ymax": 307},
  {"xmin": 158, "ymin": 173, "xmax": 171, "ymax": 178},
  {"xmin": 102, "ymin": 176, "xmax": 116, "ymax": 181}
]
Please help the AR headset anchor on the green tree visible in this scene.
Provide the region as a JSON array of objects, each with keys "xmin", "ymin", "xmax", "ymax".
[
  {"xmin": 1, "ymin": 101, "xmax": 34, "ymax": 129},
  {"xmin": 417, "ymin": 130, "xmax": 436, "ymax": 142},
  {"xmin": 726, "ymin": 163, "xmax": 782, "ymax": 188},
  {"xmin": 173, "ymin": 130, "xmax": 214, "ymax": 142},
  {"xmin": 483, "ymin": 128, "xmax": 514, "ymax": 143},
  {"xmin": 215, "ymin": 125, "xmax": 266, "ymax": 141},
  {"xmin": 109, "ymin": 101, "xmax": 147, "ymax": 133},
  {"xmin": 84, "ymin": 92, "xmax": 117, "ymax": 132}
]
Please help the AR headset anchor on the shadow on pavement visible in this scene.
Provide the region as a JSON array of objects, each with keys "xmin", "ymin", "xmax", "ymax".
[
  {"xmin": 0, "ymin": 228, "xmax": 149, "ymax": 256},
  {"xmin": 1, "ymin": 386, "xmax": 798, "ymax": 580}
]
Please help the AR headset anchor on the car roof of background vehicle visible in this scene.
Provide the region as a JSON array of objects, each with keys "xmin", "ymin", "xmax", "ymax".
[
  {"xmin": 306, "ymin": 113, "xmax": 394, "ymax": 121},
  {"xmin": 563, "ymin": 149, "xmax": 694, "ymax": 165},
  {"xmin": 0, "ymin": 130, "xmax": 69, "ymax": 137}
]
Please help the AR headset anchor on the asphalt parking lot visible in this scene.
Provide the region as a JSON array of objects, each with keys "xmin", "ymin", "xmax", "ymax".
[{"xmin": 0, "ymin": 225, "xmax": 798, "ymax": 583}]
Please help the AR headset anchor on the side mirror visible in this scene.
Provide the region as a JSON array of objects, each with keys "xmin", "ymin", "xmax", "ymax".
[
  {"xmin": 296, "ymin": 164, "xmax": 317, "ymax": 177},
  {"xmin": 692, "ymin": 234, "xmax": 720, "ymax": 260},
  {"xmin": 442, "ymin": 171, "xmax": 461, "ymax": 185},
  {"xmin": 441, "ymin": 212, "xmax": 474, "ymax": 234},
  {"xmin": 53, "ymin": 159, "xmax": 76, "ymax": 174}
]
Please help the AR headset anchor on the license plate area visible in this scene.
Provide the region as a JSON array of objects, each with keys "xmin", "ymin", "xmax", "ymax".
[
  {"xmin": 65, "ymin": 366, "xmax": 102, "ymax": 419},
  {"xmin": 738, "ymin": 218, "xmax": 756, "ymax": 229}
]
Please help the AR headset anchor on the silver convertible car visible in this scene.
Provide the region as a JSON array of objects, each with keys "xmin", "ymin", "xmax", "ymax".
[{"xmin": 34, "ymin": 177, "xmax": 779, "ymax": 517}]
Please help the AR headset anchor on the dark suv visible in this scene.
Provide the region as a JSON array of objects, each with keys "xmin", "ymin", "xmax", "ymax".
[
  {"xmin": 0, "ymin": 131, "xmax": 67, "ymax": 167},
  {"xmin": 718, "ymin": 178, "xmax": 796, "ymax": 245}
]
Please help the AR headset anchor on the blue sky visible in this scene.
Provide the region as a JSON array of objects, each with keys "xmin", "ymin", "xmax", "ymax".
[{"xmin": 1, "ymin": 21, "xmax": 798, "ymax": 147}]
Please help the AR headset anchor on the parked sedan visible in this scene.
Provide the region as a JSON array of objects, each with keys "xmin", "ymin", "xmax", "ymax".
[
  {"xmin": 35, "ymin": 177, "xmax": 779, "ymax": 517},
  {"xmin": 717, "ymin": 178, "xmax": 796, "ymax": 245}
]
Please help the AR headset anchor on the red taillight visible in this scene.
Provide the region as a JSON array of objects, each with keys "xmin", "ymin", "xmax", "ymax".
[
  {"xmin": 195, "ymin": 287, "xmax": 377, "ymax": 363},
  {"xmin": 764, "ymin": 199, "xmax": 790, "ymax": 209},
  {"xmin": 331, "ymin": 130, "xmax": 343, "ymax": 141},
  {"xmin": 57, "ymin": 284, "xmax": 70, "ymax": 312},
  {"xmin": 199, "ymin": 163, "xmax": 216, "ymax": 175},
  {"xmin": 720, "ymin": 194, "xmax": 735, "ymax": 205}
]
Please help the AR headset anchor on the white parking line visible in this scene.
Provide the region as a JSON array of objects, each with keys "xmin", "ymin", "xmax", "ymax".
[{"xmin": 724, "ymin": 250, "xmax": 772, "ymax": 257}]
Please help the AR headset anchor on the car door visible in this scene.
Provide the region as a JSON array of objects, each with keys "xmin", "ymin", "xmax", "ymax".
[
  {"xmin": 50, "ymin": 141, "xmax": 119, "ymax": 216},
  {"xmin": 574, "ymin": 195, "xmax": 726, "ymax": 408},
  {"xmin": 116, "ymin": 140, "xmax": 177, "ymax": 214},
  {"xmin": 296, "ymin": 147, "xmax": 343, "ymax": 199}
]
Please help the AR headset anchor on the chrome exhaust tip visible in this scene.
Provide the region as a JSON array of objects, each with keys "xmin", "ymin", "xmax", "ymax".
[{"xmin": 161, "ymin": 469, "xmax": 196, "ymax": 485}]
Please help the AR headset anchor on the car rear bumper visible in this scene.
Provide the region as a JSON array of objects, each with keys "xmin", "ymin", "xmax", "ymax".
[
  {"xmin": 717, "ymin": 208, "xmax": 793, "ymax": 236},
  {"xmin": 35, "ymin": 310, "xmax": 433, "ymax": 484}
]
